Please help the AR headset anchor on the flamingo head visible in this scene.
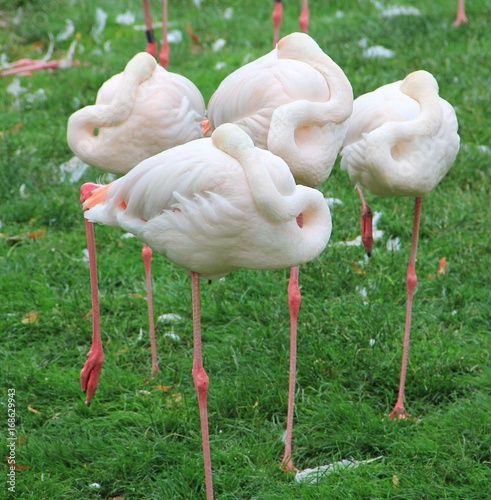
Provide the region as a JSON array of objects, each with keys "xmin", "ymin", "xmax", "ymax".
[{"xmin": 400, "ymin": 70, "xmax": 439, "ymax": 99}]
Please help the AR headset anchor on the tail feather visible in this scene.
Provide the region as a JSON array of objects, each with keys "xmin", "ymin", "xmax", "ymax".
[{"xmin": 82, "ymin": 183, "xmax": 112, "ymax": 211}]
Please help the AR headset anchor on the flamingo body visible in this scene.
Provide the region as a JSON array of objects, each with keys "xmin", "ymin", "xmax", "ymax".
[
  {"xmin": 83, "ymin": 125, "xmax": 332, "ymax": 279},
  {"xmin": 341, "ymin": 71, "xmax": 459, "ymax": 197},
  {"xmin": 208, "ymin": 33, "xmax": 353, "ymax": 187},
  {"xmin": 67, "ymin": 52, "xmax": 205, "ymax": 174}
]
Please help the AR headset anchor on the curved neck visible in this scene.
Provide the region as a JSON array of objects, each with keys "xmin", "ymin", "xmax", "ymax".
[
  {"xmin": 390, "ymin": 87, "xmax": 443, "ymax": 144},
  {"xmin": 67, "ymin": 53, "xmax": 156, "ymax": 162},
  {"xmin": 223, "ymin": 134, "xmax": 331, "ymax": 229}
]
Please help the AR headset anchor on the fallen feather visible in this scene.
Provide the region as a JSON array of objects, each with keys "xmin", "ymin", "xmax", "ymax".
[
  {"xmin": 116, "ymin": 11, "xmax": 135, "ymax": 25},
  {"xmin": 325, "ymin": 197, "xmax": 343, "ymax": 210},
  {"xmin": 380, "ymin": 6, "xmax": 421, "ymax": 17},
  {"xmin": 158, "ymin": 313, "xmax": 184, "ymax": 323},
  {"xmin": 372, "ymin": 211, "xmax": 384, "ymax": 238},
  {"xmin": 81, "ymin": 248, "xmax": 90, "ymax": 263},
  {"xmin": 168, "ymin": 30, "xmax": 183, "ymax": 44},
  {"xmin": 92, "ymin": 8, "xmax": 108, "ymax": 39},
  {"xmin": 41, "ymin": 33, "xmax": 55, "ymax": 62},
  {"xmin": 364, "ymin": 45, "xmax": 395, "ymax": 59},
  {"xmin": 477, "ymin": 145, "xmax": 491, "ymax": 154},
  {"xmin": 25, "ymin": 88, "xmax": 47, "ymax": 105},
  {"xmin": 0, "ymin": 54, "xmax": 9, "ymax": 69},
  {"xmin": 338, "ymin": 235, "xmax": 363, "ymax": 247},
  {"xmin": 356, "ymin": 286, "xmax": 369, "ymax": 305},
  {"xmin": 13, "ymin": 7, "xmax": 23, "ymax": 26},
  {"xmin": 295, "ymin": 456, "xmax": 383, "ymax": 484},
  {"xmin": 7, "ymin": 78, "xmax": 26, "ymax": 97},
  {"xmin": 164, "ymin": 332, "xmax": 181, "ymax": 342},
  {"xmin": 59, "ymin": 156, "xmax": 89, "ymax": 183},
  {"xmin": 387, "ymin": 236, "xmax": 401, "ymax": 252},
  {"xmin": 212, "ymin": 39, "xmax": 226, "ymax": 52},
  {"xmin": 56, "ymin": 19, "xmax": 75, "ymax": 41}
]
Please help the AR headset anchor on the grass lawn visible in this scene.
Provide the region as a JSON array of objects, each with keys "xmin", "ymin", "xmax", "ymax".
[{"xmin": 1, "ymin": 0, "xmax": 490, "ymax": 498}]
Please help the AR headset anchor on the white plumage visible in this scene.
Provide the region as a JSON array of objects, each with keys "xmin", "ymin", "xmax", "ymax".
[
  {"xmin": 67, "ymin": 52, "xmax": 205, "ymax": 174},
  {"xmin": 207, "ymin": 32, "xmax": 353, "ymax": 187},
  {"xmin": 84, "ymin": 124, "xmax": 332, "ymax": 278},
  {"xmin": 341, "ymin": 70, "xmax": 459, "ymax": 197}
]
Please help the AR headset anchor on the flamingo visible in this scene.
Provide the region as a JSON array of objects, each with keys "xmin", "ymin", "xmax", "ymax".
[
  {"xmin": 454, "ymin": 0, "xmax": 468, "ymax": 27},
  {"xmin": 81, "ymin": 123, "xmax": 332, "ymax": 500},
  {"xmin": 273, "ymin": 1, "xmax": 310, "ymax": 46},
  {"xmin": 340, "ymin": 70, "xmax": 460, "ymax": 420},
  {"xmin": 207, "ymin": 31, "xmax": 352, "ymax": 470},
  {"xmin": 67, "ymin": 51, "xmax": 205, "ymax": 397}
]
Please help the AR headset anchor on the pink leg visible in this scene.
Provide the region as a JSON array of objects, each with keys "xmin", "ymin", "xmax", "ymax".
[
  {"xmin": 356, "ymin": 184, "xmax": 373, "ymax": 257},
  {"xmin": 80, "ymin": 218, "xmax": 105, "ymax": 406},
  {"xmin": 389, "ymin": 197, "xmax": 422, "ymax": 420},
  {"xmin": 191, "ymin": 272, "xmax": 214, "ymax": 499},
  {"xmin": 453, "ymin": 0, "xmax": 468, "ymax": 27},
  {"xmin": 159, "ymin": 0, "xmax": 170, "ymax": 68},
  {"xmin": 299, "ymin": 0, "xmax": 309, "ymax": 33},
  {"xmin": 281, "ymin": 266, "xmax": 301, "ymax": 472},
  {"xmin": 273, "ymin": 0, "xmax": 283, "ymax": 46},
  {"xmin": 142, "ymin": 244, "xmax": 159, "ymax": 375},
  {"xmin": 142, "ymin": 0, "xmax": 157, "ymax": 57}
]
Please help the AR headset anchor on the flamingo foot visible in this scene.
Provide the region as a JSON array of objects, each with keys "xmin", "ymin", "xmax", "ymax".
[
  {"xmin": 281, "ymin": 457, "xmax": 298, "ymax": 473},
  {"xmin": 80, "ymin": 348, "xmax": 105, "ymax": 406},
  {"xmin": 388, "ymin": 405, "xmax": 411, "ymax": 421},
  {"xmin": 453, "ymin": 15, "xmax": 468, "ymax": 27},
  {"xmin": 159, "ymin": 43, "xmax": 170, "ymax": 69}
]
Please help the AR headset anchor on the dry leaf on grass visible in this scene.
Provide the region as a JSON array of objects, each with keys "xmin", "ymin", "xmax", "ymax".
[
  {"xmin": 22, "ymin": 312, "xmax": 38, "ymax": 324},
  {"xmin": 27, "ymin": 405, "xmax": 41, "ymax": 415}
]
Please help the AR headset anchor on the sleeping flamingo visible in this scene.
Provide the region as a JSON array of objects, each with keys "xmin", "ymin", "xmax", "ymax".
[
  {"xmin": 340, "ymin": 70, "xmax": 460, "ymax": 420},
  {"xmin": 81, "ymin": 123, "xmax": 332, "ymax": 500},
  {"xmin": 207, "ymin": 31, "xmax": 352, "ymax": 470},
  {"xmin": 68, "ymin": 51, "xmax": 205, "ymax": 389}
]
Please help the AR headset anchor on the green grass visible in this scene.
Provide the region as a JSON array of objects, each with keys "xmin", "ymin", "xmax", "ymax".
[{"xmin": 1, "ymin": 0, "xmax": 490, "ymax": 498}]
